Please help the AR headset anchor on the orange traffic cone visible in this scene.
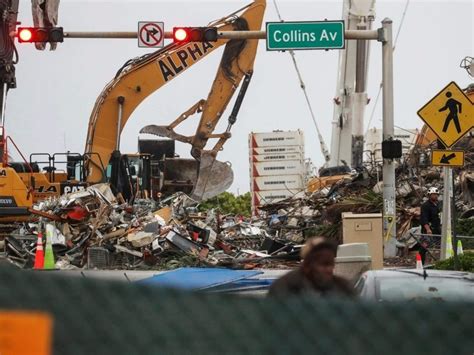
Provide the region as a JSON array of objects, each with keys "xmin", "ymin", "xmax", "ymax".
[
  {"xmin": 416, "ymin": 252, "xmax": 423, "ymax": 269},
  {"xmin": 33, "ymin": 232, "xmax": 44, "ymax": 270}
]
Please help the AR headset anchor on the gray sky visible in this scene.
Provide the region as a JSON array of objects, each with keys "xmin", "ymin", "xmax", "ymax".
[{"xmin": 7, "ymin": 0, "xmax": 473, "ymax": 194}]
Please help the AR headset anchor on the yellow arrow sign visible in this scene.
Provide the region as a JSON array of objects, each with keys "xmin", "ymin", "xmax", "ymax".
[
  {"xmin": 417, "ymin": 81, "xmax": 474, "ymax": 148},
  {"xmin": 431, "ymin": 149, "xmax": 465, "ymax": 167}
]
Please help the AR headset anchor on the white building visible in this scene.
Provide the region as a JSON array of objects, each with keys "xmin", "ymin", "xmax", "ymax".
[{"xmin": 249, "ymin": 130, "xmax": 306, "ymax": 215}]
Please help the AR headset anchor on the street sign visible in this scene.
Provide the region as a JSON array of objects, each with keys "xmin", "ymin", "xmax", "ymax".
[
  {"xmin": 417, "ymin": 81, "xmax": 474, "ymax": 148},
  {"xmin": 266, "ymin": 21, "xmax": 344, "ymax": 51},
  {"xmin": 431, "ymin": 149, "xmax": 465, "ymax": 167},
  {"xmin": 138, "ymin": 22, "xmax": 164, "ymax": 48}
]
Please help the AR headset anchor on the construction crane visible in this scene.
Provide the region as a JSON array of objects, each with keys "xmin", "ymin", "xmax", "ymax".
[
  {"xmin": 328, "ymin": 0, "xmax": 375, "ymax": 169},
  {"xmin": 307, "ymin": 0, "xmax": 375, "ymax": 192}
]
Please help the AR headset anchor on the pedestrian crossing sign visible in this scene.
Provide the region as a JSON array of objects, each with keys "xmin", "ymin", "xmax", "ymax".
[{"xmin": 417, "ymin": 81, "xmax": 474, "ymax": 148}]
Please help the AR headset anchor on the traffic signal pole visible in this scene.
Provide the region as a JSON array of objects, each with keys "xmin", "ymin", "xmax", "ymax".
[
  {"xmin": 22, "ymin": 23, "xmax": 397, "ymax": 252},
  {"xmin": 381, "ymin": 18, "xmax": 397, "ymax": 257},
  {"xmin": 62, "ymin": 30, "xmax": 379, "ymax": 40}
]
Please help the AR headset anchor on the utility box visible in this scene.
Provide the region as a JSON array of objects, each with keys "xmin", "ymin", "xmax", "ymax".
[{"xmin": 342, "ymin": 212, "xmax": 383, "ymax": 269}]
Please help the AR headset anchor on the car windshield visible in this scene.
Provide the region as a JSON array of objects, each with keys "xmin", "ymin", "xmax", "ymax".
[{"xmin": 377, "ymin": 276, "xmax": 474, "ymax": 301}]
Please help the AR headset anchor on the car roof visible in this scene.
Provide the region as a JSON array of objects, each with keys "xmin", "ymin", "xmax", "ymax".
[{"xmin": 362, "ymin": 269, "xmax": 474, "ymax": 280}]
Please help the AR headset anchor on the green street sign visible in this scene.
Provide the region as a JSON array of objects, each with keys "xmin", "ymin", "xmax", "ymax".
[{"xmin": 266, "ymin": 21, "xmax": 345, "ymax": 51}]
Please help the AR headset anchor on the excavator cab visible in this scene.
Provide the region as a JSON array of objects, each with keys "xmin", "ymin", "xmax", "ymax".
[
  {"xmin": 137, "ymin": 138, "xmax": 233, "ymax": 201},
  {"xmin": 25, "ymin": 153, "xmax": 93, "ymax": 200},
  {"xmin": 137, "ymin": 138, "xmax": 206, "ymax": 199}
]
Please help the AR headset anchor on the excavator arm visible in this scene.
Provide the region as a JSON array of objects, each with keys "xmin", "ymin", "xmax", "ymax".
[
  {"xmin": 84, "ymin": 0, "xmax": 265, "ymax": 200},
  {"xmin": 141, "ymin": 14, "xmax": 261, "ymax": 200}
]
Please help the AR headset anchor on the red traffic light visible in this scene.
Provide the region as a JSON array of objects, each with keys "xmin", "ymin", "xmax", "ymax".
[
  {"xmin": 17, "ymin": 27, "xmax": 64, "ymax": 43},
  {"xmin": 18, "ymin": 28, "xmax": 33, "ymax": 42},
  {"xmin": 173, "ymin": 28, "xmax": 189, "ymax": 42},
  {"xmin": 172, "ymin": 27, "xmax": 218, "ymax": 43}
]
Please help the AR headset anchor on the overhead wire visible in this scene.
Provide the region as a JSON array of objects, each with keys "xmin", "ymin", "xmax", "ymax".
[
  {"xmin": 365, "ymin": 0, "xmax": 411, "ymax": 134},
  {"xmin": 272, "ymin": 0, "xmax": 330, "ymax": 163}
]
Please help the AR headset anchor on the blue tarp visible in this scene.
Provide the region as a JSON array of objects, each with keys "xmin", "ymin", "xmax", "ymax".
[{"xmin": 137, "ymin": 267, "xmax": 263, "ymax": 290}]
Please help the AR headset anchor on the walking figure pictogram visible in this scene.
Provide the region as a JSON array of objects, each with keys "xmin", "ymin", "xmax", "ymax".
[{"xmin": 439, "ymin": 91, "xmax": 462, "ymax": 133}]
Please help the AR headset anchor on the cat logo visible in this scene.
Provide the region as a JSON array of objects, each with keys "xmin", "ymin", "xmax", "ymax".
[
  {"xmin": 0, "ymin": 169, "xmax": 6, "ymax": 177},
  {"xmin": 158, "ymin": 42, "xmax": 215, "ymax": 82},
  {"xmin": 62, "ymin": 185, "xmax": 86, "ymax": 194}
]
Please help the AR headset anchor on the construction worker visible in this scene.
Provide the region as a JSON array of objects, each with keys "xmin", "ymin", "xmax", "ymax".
[
  {"xmin": 268, "ymin": 237, "xmax": 355, "ymax": 298},
  {"xmin": 419, "ymin": 187, "xmax": 441, "ymax": 264}
]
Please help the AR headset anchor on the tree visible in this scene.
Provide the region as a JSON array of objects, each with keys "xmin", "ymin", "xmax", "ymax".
[{"xmin": 198, "ymin": 192, "xmax": 251, "ymax": 217}]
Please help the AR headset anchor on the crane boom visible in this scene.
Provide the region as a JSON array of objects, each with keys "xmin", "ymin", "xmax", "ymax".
[{"xmin": 328, "ymin": 0, "xmax": 375, "ymax": 168}]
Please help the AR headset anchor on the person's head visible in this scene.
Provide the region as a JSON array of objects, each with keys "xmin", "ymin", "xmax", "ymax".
[
  {"xmin": 427, "ymin": 187, "xmax": 439, "ymax": 202},
  {"xmin": 301, "ymin": 237, "xmax": 338, "ymax": 285},
  {"xmin": 446, "ymin": 91, "xmax": 452, "ymax": 98}
]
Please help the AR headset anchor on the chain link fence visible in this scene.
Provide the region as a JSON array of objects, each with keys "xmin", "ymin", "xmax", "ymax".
[
  {"xmin": 412, "ymin": 233, "xmax": 474, "ymax": 263},
  {"xmin": 0, "ymin": 263, "xmax": 473, "ymax": 354}
]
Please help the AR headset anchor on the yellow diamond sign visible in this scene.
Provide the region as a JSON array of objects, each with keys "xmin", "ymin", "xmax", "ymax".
[{"xmin": 417, "ymin": 81, "xmax": 474, "ymax": 148}]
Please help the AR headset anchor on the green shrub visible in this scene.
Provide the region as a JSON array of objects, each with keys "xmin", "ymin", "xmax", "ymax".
[
  {"xmin": 454, "ymin": 219, "xmax": 474, "ymax": 249},
  {"xmin": 455, "ymin": 218, "xmax": 474, "ymax": 236},
  {"xmin": 433, "ymin": 252, "xmax": 474, "ymax": 272}
]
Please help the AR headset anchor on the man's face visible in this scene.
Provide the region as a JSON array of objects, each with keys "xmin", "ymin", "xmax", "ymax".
[
  {"xmin": 430, "ymin": 193, "xmax": 439, "ymax": 202},
  {"xmin": 307, "ymin": 249, "xmax": 336, "ymax": 284}
]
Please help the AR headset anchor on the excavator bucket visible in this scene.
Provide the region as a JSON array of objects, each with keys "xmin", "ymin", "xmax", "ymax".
[
  {"xmin": 190, "ymin": 151, "xmax": 233, "ymax": 201},
  {"xmin": 158, "ymin": 154, "xmax": 233, "ymax": 201},
  {"xmin": 140, "ymin": 124, "xmax": 234, "ymax": 201}
]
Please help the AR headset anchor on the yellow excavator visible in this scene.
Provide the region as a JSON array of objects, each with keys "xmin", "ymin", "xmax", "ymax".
[
  {"xmin": 84, "ymin": 0, "xmax": 265, "ymax": 201},
  {"xmin": 0, "ymin": 0, "xmax": 266, "ymax": 218}
]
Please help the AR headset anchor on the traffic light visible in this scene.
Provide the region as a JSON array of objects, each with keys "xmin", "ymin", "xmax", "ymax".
[
  {"xmin": 172, "ymin": 27, "xmax": 218, "ymax": 43},
  {"xmin": 17, "ymin": 27, "xmax": 64, "ymax": 43}
]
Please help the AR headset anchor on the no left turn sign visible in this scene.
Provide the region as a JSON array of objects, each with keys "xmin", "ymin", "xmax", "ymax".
[{"xmin": 138, "ymin": 21, "xmax": 164, "ymax": 48}]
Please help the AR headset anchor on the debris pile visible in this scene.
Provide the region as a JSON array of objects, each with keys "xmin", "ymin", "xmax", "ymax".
[
  {"xmin": 3, "ymin": 184, "xmax": 301, "ymax": 270},
  {"xmin": 255, "ymin": 134, "xmax": 474, "ymax": 263}
]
